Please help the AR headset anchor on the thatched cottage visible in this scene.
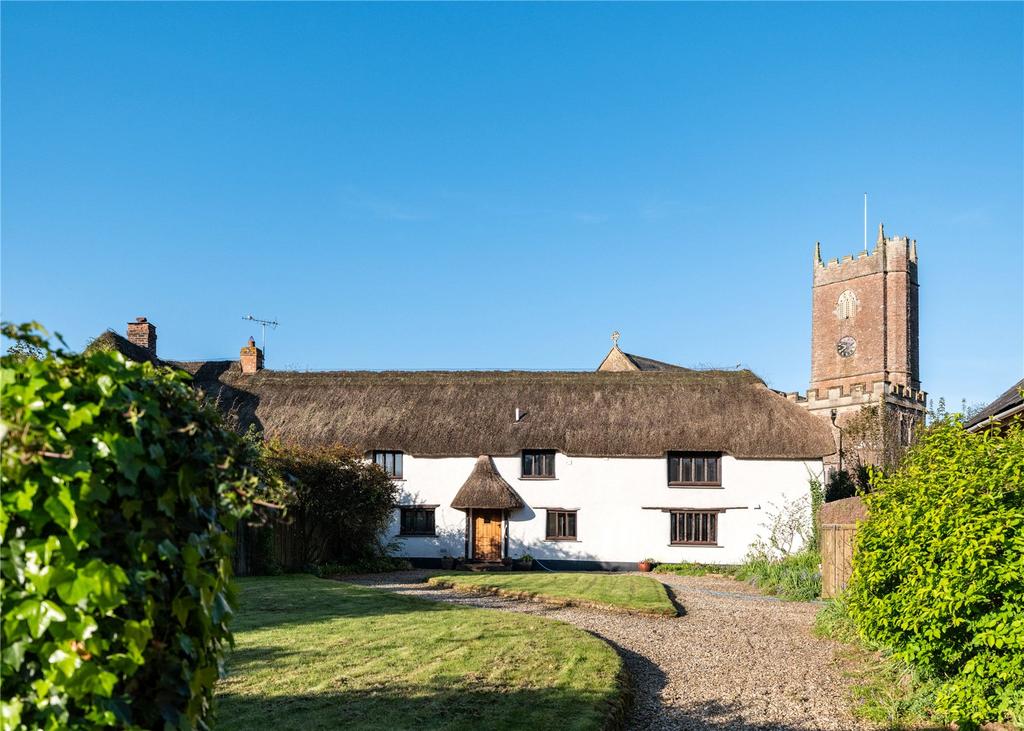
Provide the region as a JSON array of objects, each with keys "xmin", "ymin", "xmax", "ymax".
[{"xmin": 94, "ymin": 318, "xmax": 834, "ymax": 569}]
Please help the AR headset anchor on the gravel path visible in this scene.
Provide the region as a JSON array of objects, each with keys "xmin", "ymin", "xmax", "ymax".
[{"xmin": 344, "ymin": 570, "xmax": 864, "ymax": 731}]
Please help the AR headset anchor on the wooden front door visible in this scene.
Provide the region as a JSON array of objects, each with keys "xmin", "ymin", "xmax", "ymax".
[{"xmin": 472, "ymin": 509, "xmax": 503, "ymax": 561}]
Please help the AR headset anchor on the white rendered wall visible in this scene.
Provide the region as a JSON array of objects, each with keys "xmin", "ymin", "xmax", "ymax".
[{"xmin": 387, "ymin": 454, "xmax": 823, "ymax": 566}]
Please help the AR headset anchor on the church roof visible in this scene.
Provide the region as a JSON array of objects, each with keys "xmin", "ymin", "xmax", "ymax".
[
  {"xmin": 596, "ymin": 344, "xmax": 688, "ymax": 372},
  {"xmin": 450, "ymin": 456, "xmax": 524, "ymax": 510}
]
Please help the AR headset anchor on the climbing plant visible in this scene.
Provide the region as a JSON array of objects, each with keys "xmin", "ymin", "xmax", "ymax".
[{"xmin": 1, "ymin": 322, "xmax": 258, "ymax": 730}]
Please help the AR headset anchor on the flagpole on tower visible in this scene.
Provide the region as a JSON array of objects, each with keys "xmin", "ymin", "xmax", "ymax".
[{"xmin": 864, "ymin": 192, "xmax": 868, "ymax": 252}]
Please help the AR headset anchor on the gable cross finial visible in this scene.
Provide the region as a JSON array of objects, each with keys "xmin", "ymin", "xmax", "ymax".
[{"xmin": 611, "ymin": 330, "xmax": 620, "ymax": 348}]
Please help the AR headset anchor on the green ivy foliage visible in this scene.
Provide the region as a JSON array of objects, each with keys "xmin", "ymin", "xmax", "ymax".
[
  {"xmin": 1, "ymin": 323, "xmax": 258, "ymax": 730},
  {"xmin": 848, "ymin": 417, "xmax": 1024, "ymax": 728}
]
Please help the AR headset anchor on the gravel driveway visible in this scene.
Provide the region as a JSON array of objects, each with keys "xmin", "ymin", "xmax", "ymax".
[{"xmin": 344, "ymin": 570, "xmax": 863, "ymax": 731}]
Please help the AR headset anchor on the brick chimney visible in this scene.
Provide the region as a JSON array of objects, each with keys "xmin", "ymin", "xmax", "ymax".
[
  {"xmin": 126, "ymin": 316, "xmax": 157, "ymax": 355},
  {"xmin": 240, "ymin": 336, "xmax": 263, "ymax": 374}
]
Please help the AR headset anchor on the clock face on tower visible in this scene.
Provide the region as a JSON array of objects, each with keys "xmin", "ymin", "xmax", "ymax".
[{"xmin": 837, "ymin": 336, "xmax": 857, "ymax": 358}]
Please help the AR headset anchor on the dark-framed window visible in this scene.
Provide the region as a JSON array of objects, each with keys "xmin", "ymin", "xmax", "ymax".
[
  {"xmin": 522, "ymin": 449, "xmax": 556, "ymax": 479},
  {"xmin": 546, "ymin": 509, "xmax": 577, "ymax": 540},
  {"xmin": 668, "ymin": 452, "xmax": 721, "ymax": 486},
  {"xmin": 670, "ymin": 511, "xmax": 718, "ymax": 545},
  {"xmin": 373, "ymin": 450, "xmax": 404, "ymax": 479},
  {"xmin": 400, "ymin": 507, "xmax": 435, "ymax": 536}
]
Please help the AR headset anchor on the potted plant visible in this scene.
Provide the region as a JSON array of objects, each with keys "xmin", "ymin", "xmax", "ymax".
[
  {"xmin": 638, "ymin": 558, "xmax": 656, "ymax": 572},
  {"xmin": 440, "ymin": 553, "xmax": 455, "ymax": 570},
  {"xmin": 515, "ymin": 553, "xmax": 534, "ymax": 571}
]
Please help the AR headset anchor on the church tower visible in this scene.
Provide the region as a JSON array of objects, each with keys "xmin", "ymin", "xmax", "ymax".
[{"xmin": 790, "ymin": 223, "xmax": 927, "ymax": 469}]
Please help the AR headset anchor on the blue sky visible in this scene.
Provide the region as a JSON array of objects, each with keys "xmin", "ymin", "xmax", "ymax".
[{"xmin": 3, "ymin": 2, "xmax": 1021, "ymax": 407}]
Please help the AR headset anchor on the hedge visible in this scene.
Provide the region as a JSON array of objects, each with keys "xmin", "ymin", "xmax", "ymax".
[
  {"xmin": 1, "ymin": 323, "xmax": 258, "ymax": 729},
  {"xmin": 847, "ymin": 417, "xmax": 1024, "ymax": 727}
]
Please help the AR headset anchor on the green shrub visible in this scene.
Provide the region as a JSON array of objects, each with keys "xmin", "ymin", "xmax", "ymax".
[
  {"xmin": 307, "ymin": 556, "xmax": 413, "ymax": 577},
  {"xmin": 262, "ymin": 443, "xmax": 399, "ymax": 566},
  {"xmin": 1, "ymin": 323, "xmax": 258, "ymax": 729},
  {"xmin": 736, "ymin": 489, "xmax": 821, "ymax": 601},
  {"xmin": 847, "ymin": 417, "xmax": 1024, "ymax": 728},
  {"xmin": 652, "ymin": 562, "xmax": 737, "ymax": 577},
  {"xmin": 735, "ymin": 548, "xmax": 821, "ymax": 601}
]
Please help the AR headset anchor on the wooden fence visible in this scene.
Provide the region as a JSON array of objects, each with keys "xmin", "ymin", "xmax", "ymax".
[
  {"xmin": 819, "ymin": 496, "xmax": 867, "ymax": 599},
  {"xmin": 233, "ymin": 514, "xmax": 306, "ymax": 577}
]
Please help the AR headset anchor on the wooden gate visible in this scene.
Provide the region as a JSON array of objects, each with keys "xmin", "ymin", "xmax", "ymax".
[
  {"xmin": 819, "ymin": 496, "xmax": 867, "ymax": 598},
  {"xmin": 820, "ymin": 524, "xmax": 857, "ymax": 598}
]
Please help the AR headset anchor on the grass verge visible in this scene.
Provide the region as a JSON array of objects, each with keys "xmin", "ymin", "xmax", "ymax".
[
  {"xmin": 426, "ymin": 572, "xmax": 677, "ymax": 616},
  {"xmin": 815, "ymin": 596, "xmax": 942, "ymax": 729},
  {"xmin": 217, "ymin": 575, "xmax": 627, "ymax": 730}
]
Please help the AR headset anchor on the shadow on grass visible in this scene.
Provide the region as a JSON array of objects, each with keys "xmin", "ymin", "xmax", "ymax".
[
  {"xmin": 217, "ymin": 684, "xmax": 841, "ymax": 731},
  {"xmin": 217, "ymin": 680, "xmax": 623, "ymax": 731}
]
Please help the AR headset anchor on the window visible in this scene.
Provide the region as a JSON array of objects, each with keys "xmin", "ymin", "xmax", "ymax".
[
  {"xmin": 836, "ymin": 290, "xmax": 858, "ymax": 320},
  {"xmin": 522, "ymin": 449, "xmax": 556, "ymax": 479},
  {"xmin": 373, "ymin": 450, "xmax": 403, "ymax": 479},
  {"xmin": 546, "ymin": 510, "xmax": 577, "ymax": 540},
  {"xmin": 670, "ymin": 511, "xmax": 718, "ymax": 545},
  {"xmin": 400, "ymin": 507, "xmax": 435, "ymax": 536},
  {"xmin": 668, "ymin": 452, "xmax": 721, "ymax": 486}
]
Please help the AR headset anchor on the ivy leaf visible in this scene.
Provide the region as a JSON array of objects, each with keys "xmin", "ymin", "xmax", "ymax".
[{"xmin": 15, "ymin": 599, "xmax": 67, "ymax": 638}]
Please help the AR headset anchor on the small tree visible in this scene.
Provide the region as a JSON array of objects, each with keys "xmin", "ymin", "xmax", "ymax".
[
  {"xmin": 1, "ymin": 323, "xmax": 258, "ymax": 729},
  {"xmin": 262, "ymin": 443, "xmax": 399, "ymax": 566}
]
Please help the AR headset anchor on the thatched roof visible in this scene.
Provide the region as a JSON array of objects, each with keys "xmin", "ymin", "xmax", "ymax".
[
  {"xmin": 86, "ymin": 330, "xmax": 162, "ymax": 366},
  {"xmin": 178, "ymin": 363, "xmax": 835, "ymax": 459},
  {"xmin": 451, "ymin": 456, "xmax": 524, "ymax": 510}
]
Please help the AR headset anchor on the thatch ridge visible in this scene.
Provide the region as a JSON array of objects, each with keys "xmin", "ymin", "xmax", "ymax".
[
  {"xmin": 86, "ymin": 330, "xmax": 162, "ymax": 366},
  {"xmin": 192, "ymin": 365, "xmax": 835, "ymax": 459},
  {"xmin": 450, "ymin": 456, "xmax": 524, "ymax": 509}
]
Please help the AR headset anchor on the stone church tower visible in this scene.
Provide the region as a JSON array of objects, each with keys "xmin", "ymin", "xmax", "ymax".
[{"xmin": 788, "ymin": 223, "xmax": 927, "ymax": 471}]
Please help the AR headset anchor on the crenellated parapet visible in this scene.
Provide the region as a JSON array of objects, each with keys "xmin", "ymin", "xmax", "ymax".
[
  {"xmin": 786, "ymin": 378, "xmax": 927, "ymax": 414},
  {"xmin": 813, "ymin": 223, "xmax": 918, "ymax": 286}
]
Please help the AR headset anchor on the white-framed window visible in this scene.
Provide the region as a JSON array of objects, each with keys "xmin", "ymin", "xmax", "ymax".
[{"xmin": 836, "ymin": 290, "xmax": 858, "ymax": 320}]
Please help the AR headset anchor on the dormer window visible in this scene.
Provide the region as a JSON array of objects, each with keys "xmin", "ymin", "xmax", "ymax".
[
  {"xmin": 668, "ymin": 452, "xmax": 721, "ymax": 487},
  {"xmin": 521, "ymin": 449, "xmax": 556, "ymax": 479},
  {"xmin": 373, "ymin": 450, "xmax": 404, "ymax": 479}
]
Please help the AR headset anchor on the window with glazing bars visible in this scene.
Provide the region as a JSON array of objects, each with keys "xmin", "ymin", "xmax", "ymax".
[
  {"xmin": 522, "ymin": 450, "xmax": 556, "ymax": 478},
  {"xmin": 373, "ymin": 450, "xmax": 404, "ymax": 479},
  {"xmin": 399, "ymin": 507, "xmax": 435, "ymax": 536},
  {"xmin": 545, "ymin": 510, "xmax": 577, "ymax": 540},
  {"xmin": 667, "ymin": 453, "xmax": 721, "ymax": 486},
  {"xmin": 670, "ymin": 511, "xmax": 718, "ymax": 545}
]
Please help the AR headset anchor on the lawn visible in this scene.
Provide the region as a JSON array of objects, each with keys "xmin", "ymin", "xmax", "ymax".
[
  {"xmin": 427, "ymin": 571, "xmax": 677, "ymax": 616},
  {"xmin": 216, "ymin": 575, "xmax": 626, "ymax": 731}
]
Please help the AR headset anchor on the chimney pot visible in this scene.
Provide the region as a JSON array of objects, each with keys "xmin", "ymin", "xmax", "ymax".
[
  {"xmin": 126, "ymin": 316, "xmax": 157, "ymax": 355},
  {"xmin": 240, "ymin": 337, "xmax": 264, "ymax": 374}
]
